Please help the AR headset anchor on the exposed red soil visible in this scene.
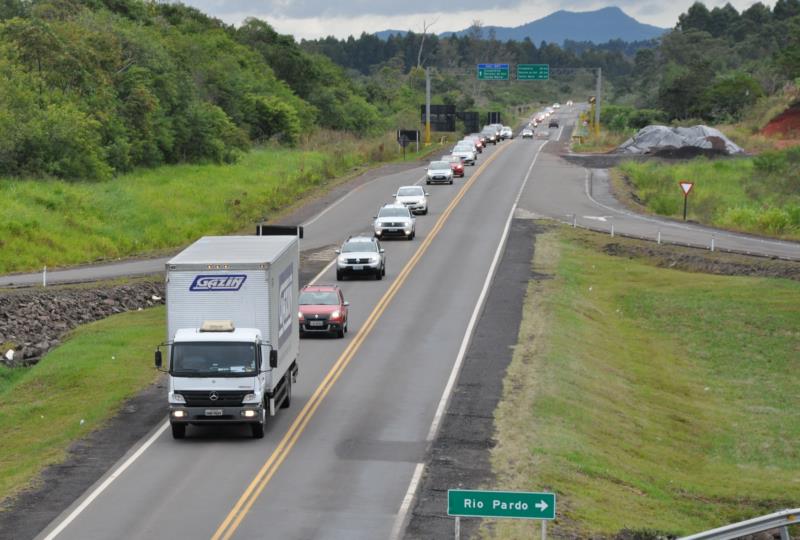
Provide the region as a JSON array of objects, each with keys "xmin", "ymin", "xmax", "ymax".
[{"xmin": 762, "ymin": 103, "xmax": 800, "ymax": 138}]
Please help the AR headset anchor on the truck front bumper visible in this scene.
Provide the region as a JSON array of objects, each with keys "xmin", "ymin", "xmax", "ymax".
[{"xmin": 169, "ymin": 404, "xmax": 263, "ymax": 424}]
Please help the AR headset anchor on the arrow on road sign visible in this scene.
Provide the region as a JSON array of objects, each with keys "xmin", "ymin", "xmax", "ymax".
[
  {"xmin": 535, "ymin": 501, "xmax": 549, "ymax": 511},
  {"xmin": 679, "ymin": 181, "xmax": 694, "ymax": 195}
]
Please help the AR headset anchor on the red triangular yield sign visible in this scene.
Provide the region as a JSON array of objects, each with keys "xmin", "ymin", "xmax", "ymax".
[{"xmin": 679, "ymin": 181, "xmax": 694, "ymax": 195}]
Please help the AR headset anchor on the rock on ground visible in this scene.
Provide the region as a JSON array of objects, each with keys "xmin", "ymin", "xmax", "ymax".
[{"xmin": 0, "ymin": 282, "xmax": 165, "ymax": 367}]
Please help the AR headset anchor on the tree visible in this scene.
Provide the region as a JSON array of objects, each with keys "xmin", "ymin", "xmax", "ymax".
[
  {"xmin": 774, "ymin": 0, "xmax": 800, "ymax": 19},
  {"xmin": 677, "ymin": 3, "xmax": 711, "ymax": 32},
  {"xmin": 700, "ymin": 71, "xmax": 763, "ymax": 120},
  {"xmin": 416, "ymin": 18, "xmax": 437, "ymax": 67}
]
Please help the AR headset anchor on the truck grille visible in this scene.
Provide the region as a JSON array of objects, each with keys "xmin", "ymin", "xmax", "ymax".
[
  {"xmin": 181, "ymin": 390, "xmax": 249, "ymax": 407},
  {"xmin": 346, "ymin": 258, "xmax": 371, "ymax": 264}
]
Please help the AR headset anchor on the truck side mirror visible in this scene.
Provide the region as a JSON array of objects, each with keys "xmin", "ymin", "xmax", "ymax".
[
  {"xmin": 154, "ymin": 350, "xmax": 162, "ymax": 369},
  {"xmin": 269, "ymin": 350, "xmax": 278, "ymax": 369}
]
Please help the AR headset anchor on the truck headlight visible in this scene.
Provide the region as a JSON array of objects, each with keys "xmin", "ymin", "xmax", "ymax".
[
  {"xmin": 169, "ymin": 392, "xmax": 185, "ymax": 404},
  {"xmin": 242, "ymin": 393, "xmax": 262, "ymax": 404}
]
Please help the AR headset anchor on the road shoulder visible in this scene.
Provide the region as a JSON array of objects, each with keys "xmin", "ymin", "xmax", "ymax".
[{"xmin": 403, "ymin": 218, "xmax": 543, "ymax": 539}]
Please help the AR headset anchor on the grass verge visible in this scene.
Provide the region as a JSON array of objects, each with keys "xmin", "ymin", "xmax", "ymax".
[
  {"xmin": 0, "ymin": 307, "xmax": 163, "ymax": 503},
  {"xmin": 571, "ymin": 129, "xmax": 629, "ymax": 153},
  {"xmin": 617, "ymin": 154, "xmax": 800, "ymax": 240},
  {"xmin": 0, "ymin": 133, "xmax": 443, "ymax": 275},
  {"xmin": 485, "ymin": 226, "xmax": 800, "ymax": 538}
]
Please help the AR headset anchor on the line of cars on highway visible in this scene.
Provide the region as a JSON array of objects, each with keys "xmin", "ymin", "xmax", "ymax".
[
  {"xmin": 298, "ymin": 124, "xmax": 511, "ymax": 339},
  {"xmin": 522, "ymin": 102, "xmax": 565, "ymax": 139}
]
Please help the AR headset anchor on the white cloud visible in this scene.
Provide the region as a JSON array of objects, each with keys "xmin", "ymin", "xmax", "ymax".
[{"xmin": 178, "ymin": 0, "xmax": 777, "ymax": 40}]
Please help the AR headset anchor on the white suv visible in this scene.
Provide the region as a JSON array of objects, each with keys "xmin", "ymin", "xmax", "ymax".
[
  {"xmin": 374, "ymin": 204, "xmax": 416, "ymax": 240},
  {"xmin": 336, "ymin": 236, "xmax": 385, "ymax": 280}
]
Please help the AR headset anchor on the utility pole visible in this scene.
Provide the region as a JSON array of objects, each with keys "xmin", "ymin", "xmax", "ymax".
[
  {"xmin": 425, "ymin": 67, "xmax": 431, "ymax": 144},
  {"xmin": 595, "ymin": 67, "xmax": 602, "ymax": 136}
]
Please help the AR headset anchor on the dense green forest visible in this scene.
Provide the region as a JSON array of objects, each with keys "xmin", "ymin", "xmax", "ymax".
[
  {"xmin": 2, "ymin": 0, "xmax": 800, "ymax": 181},
  {"xmin": 305, "ymin": 1, "xmax": 800, "ymax": 129},
  {"xmin": 616, "ymin": 0, "xmax": 800, "ymax": 124},
  {"xmin": 0, "ymin": 0, "xmax": 380, "ymax": 179}
]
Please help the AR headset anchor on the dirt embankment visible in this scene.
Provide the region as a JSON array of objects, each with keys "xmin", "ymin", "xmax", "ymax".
[{"xmin": 761, "ymin": 103, "xmax": 800, "ymax": 149}]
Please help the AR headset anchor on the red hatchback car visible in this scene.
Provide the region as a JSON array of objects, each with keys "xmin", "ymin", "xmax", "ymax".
[
  {"xmin": 298, "ymin": 285, "xmax": 349, "ymax": 338},
  {"xmin": 443, "ymin": 154, "xmax": 465, "ymax": 177}
]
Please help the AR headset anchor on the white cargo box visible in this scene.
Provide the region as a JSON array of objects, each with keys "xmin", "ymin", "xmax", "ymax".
[{"xmin": 165, "ymin": 236, "xmax": 299, "ymax": 384}]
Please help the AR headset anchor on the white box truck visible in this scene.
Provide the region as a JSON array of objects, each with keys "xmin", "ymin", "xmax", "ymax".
[{"xmin": 155, "ymin": 235, "xmax": 299, "ymax": 439}]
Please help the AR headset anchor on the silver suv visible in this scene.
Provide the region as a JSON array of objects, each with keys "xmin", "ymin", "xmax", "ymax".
[
  {"xmin": 374, "ymin": 204, "xmax": 416, "ymax": 240},
  {"xmin": 336, "ymin": 236, "xmax": 385, "ymax": 280}
]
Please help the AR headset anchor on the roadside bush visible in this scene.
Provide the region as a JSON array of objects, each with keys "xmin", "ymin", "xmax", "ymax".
[
  {"xmin": 249, "ymin": 95, "xmax": 302, "ymax": 145},
  {"xmin": 757, "ymin": 207, "xmax": 793, "ymax": 234},
  {"xmin": 700, "ymin": 72, "xmax": 763, "ymax": 122},
  {"xmin": 601, "ymin": 105, "xmax": 667, "ymax": 133},
  {"xmin": 0, "ymin": 95, "xmax": 111, "ymax": 180},
  {"xmin": 178, "ymin": 101, "xmax": 248, "ymax": 164}
]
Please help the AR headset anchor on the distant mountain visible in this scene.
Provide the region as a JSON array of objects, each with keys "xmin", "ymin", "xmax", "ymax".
[
  {"xmin": 376, "ymin": 7, "xmax": 667, "ymax": 45},
  {"xmin": 375, "ymin": 29, "xmax": 409, "ymax": 40}
]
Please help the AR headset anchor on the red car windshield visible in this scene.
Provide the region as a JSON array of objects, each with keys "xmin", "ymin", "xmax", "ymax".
[{"xmin": 300, "ymin": 291, "xmax": 339, "ymax": 305}]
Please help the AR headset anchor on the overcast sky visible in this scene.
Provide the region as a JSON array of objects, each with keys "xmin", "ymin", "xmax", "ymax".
[{"xmin": 178, "ymin": 0, "xmax": 775, "ymax": 40}]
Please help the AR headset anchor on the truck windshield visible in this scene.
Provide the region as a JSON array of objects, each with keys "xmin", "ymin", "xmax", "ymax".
[{"xmin": 171, "ymin": 342, "xmax": 257, "ymax": 376}]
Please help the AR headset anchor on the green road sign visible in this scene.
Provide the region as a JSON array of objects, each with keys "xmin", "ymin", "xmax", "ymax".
[
  {"xmin": 477, "ymin": 63, "xmax": 509, "ymax": 80},
  {"xmin": 448, "ymin": 489, "xmax": 556, "ymax": 520},
  {"xmin": 517, "ymin": 64, "xmax": 550, "ymax": 80}
]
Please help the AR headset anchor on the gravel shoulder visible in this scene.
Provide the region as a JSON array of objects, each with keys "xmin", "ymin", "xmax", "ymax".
[{"xmin": 403, "ymin": 219, "xmax": 542, "ymax": 539}]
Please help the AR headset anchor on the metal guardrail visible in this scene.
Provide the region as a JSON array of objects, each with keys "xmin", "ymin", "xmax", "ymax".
[{"xmin": 679, "ymin": 508, "xmax": 799, "ymax": 540}]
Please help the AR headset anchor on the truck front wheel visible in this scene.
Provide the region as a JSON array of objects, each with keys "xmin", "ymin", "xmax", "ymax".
[
  {"xmin": 171, "ymin": 423, "xmax": 186, "ymax": 439},
  {"xmin": 251, "ymin": 409, "xmax": 265, "ymax": 439}
]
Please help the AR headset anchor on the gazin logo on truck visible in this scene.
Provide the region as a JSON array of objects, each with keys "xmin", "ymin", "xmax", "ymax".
[{"xmin": 189, "ymin": 274, "xmax": 248, "ymax": 291}]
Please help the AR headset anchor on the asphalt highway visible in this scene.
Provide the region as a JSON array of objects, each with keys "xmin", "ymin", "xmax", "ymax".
[
  {"xmin": 3, "ymin": 109, "xmax": 797, "ymax": 291},
  {"xmin": 19, "ymin": 108, "xmax": 800, "ymax": 540},
  {"xmin": 520, "ymin": 113, "xmax": 800, "ymax": 261},
  {"xmin": 35, "ymin": 136, "xmax": 544, "ymax": 540}
]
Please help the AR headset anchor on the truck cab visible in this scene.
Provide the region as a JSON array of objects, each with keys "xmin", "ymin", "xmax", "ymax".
[{"xmin": 160, "ymin": 321, "xmax": 293, "ymax": 439}]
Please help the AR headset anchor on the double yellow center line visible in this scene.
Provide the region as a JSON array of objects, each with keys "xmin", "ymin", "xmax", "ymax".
[{"xmin": 211, "ymin": 142, "xmax": 511, "ymax": 540}]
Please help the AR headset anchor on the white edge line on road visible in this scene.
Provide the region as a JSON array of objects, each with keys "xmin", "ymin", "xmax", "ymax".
[
  {"xmin": 388, "ymin": 462, "xmax": 425, "ymax": 540},
  {"xmin": 389, "ymin": 139, "xmax": 548, "ymax": 540},
  {"xmin": 582, "ymin": 170, "xmax": 800, "ymax": 252},
  {"xmin": 308, "ymin": 258, "xmax": 337, "ymax": 286},
  {"xmin": 301, "ymin": 168, "xmax": 425, "ymax": 227},
  {"xmin": 41, "ymin": 248, "xmax": 339, "ymax": 540},
  {"xmin": 41, "ymin": 420, "xmax": 170, "ymax": 540},
  {"xmin": 38, "ymin": 146, "xmax": 491, "ymax": 540}
]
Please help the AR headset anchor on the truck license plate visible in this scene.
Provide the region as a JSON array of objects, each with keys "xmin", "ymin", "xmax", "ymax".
[
  {"xmin": 204, "ymin": 409, "xmax": 223, "ymax": 416},
  {"xmin": 353, "ymin": 265, "xmax": 363, "ymax": 271},
  {"xmin": 309, "ymin": 320, "xmax": 324, "ymax": 327}
]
